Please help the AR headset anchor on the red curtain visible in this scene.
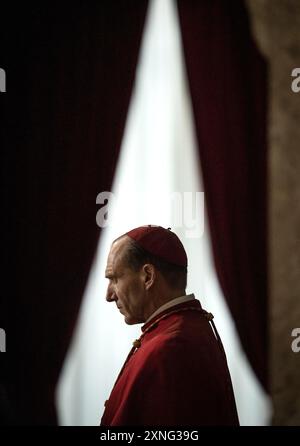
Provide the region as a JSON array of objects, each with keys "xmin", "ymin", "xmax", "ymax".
[
  {"xmin": 0, "ymin": 2, "xmax": 148, "ymax": 424},
  {"xmin": 177, "ymin": 0, "xmax": 268, "ymax": 390}
]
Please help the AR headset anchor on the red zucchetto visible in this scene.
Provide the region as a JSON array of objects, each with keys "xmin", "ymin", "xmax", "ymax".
[{"xmin": 125, "ymin": 225, "xmax": 187, "ymax": 268}]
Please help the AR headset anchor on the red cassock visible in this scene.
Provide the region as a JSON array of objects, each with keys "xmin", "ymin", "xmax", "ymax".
[{"xmin": 100, "ymin": 299, "xmax": 239, "ymax": 426}]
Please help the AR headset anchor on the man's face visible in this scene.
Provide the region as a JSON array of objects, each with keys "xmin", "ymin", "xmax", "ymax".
[{"xmin": 105, "ymin": 237, "xmax": 145, "ymax": 325}]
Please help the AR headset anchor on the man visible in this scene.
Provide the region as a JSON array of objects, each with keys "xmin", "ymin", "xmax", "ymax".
[{"xmin": 100, "ymin": 225, "xmax": 239, "ymax": 426}]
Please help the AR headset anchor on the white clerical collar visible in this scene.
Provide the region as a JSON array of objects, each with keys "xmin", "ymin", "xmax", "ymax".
[{"xmin": 145, "ymin": 293, "xmax": 195, "ymax": 324}]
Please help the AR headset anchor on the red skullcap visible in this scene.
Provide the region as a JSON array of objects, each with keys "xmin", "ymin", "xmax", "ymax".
[{"xmin": 125, "ymin": 225, "xmax": 187, "ymax": 268}]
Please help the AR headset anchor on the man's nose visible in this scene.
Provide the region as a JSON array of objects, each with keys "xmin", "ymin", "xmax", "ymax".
[{"xmin": 106, "ymin": 284, "xmax": 116, "ymax": 302}]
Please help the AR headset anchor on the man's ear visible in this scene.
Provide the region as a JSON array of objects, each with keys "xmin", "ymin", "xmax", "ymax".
[{"xmin": 142, "ymin": 264, "xmax": 156, "ymax": 290}]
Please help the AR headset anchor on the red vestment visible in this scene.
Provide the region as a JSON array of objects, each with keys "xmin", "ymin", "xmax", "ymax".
[{"xmin": 100, "ymin": 299, "xmax": 239, "ymax": 426}]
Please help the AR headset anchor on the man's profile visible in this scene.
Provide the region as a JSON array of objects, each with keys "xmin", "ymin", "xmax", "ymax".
[{"xmin": 100, "ymin": 225, "xmax": 239, "ymax": 426}]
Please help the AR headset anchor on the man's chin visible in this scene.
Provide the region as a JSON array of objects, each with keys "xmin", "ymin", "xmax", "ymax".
[
  {"xmin": 124, "ymin": 315, "xmax": 143, "ymax": 325},
  {"xmin": 124, "ymin": 316, "xmax": 137, "ymax": 325}
]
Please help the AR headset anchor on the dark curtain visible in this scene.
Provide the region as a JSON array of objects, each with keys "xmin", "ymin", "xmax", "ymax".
[
  {"xmin": 177, "ymin": 0, "xmax": 268, "ymax": 390},
  {"xmin": 0, "ymin": 1, "xmax": 148, "ymax": 424}
]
